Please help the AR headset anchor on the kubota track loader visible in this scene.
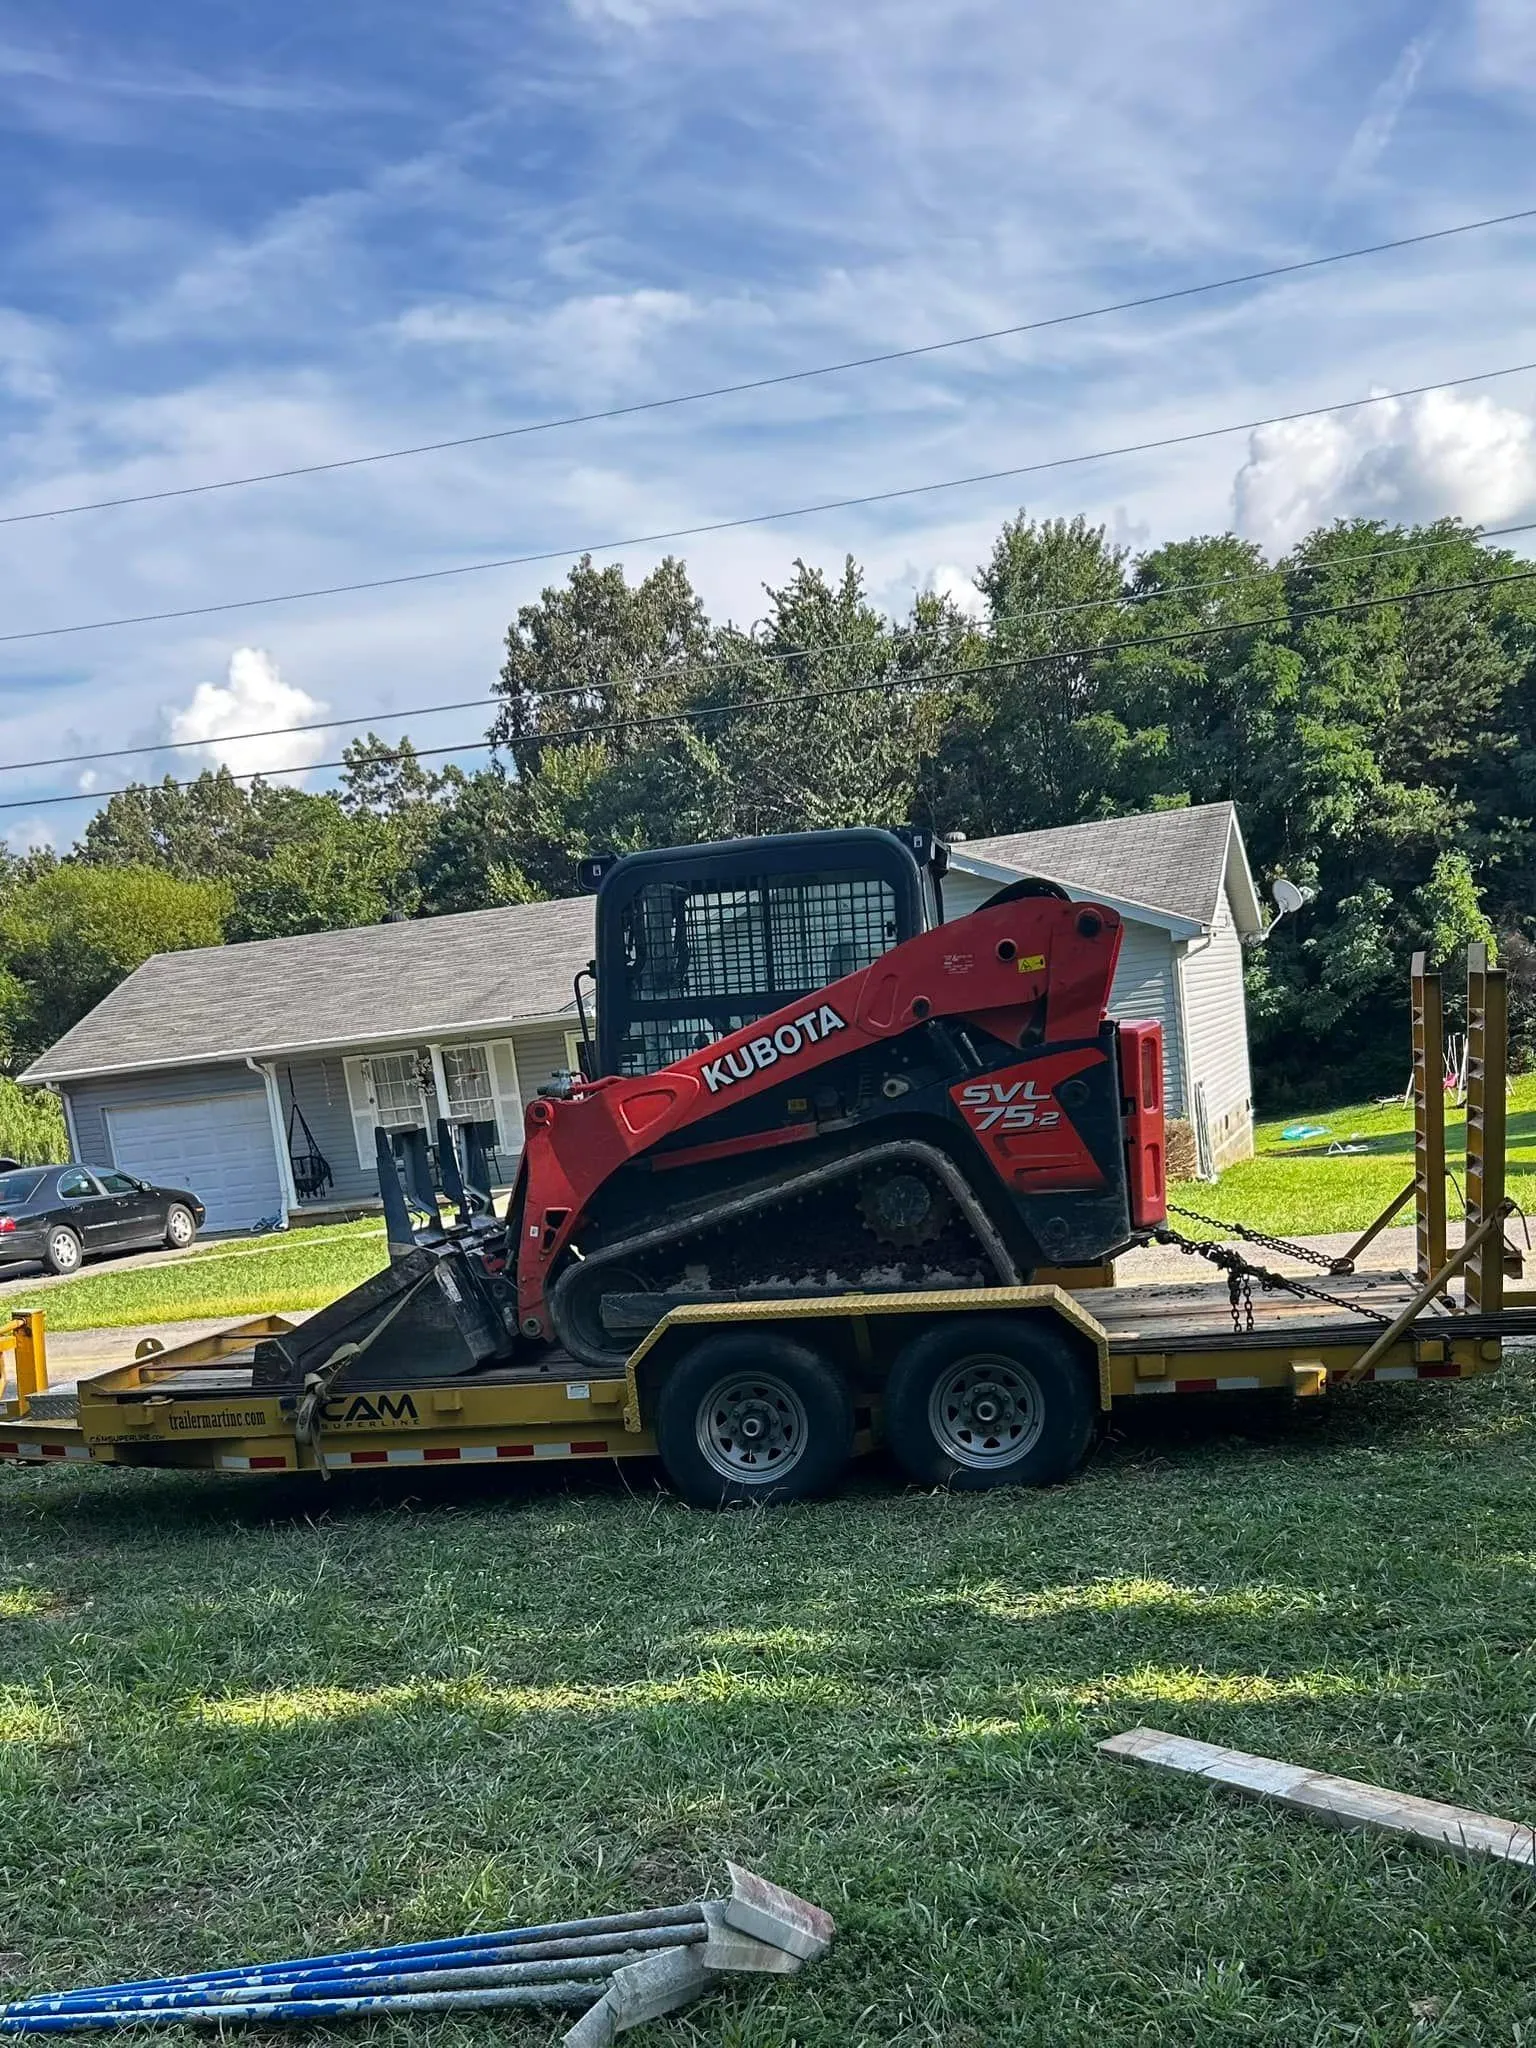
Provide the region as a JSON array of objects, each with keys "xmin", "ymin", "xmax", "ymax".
[{"xmin": 249, "ymin": 828, "xmax": 1165, "ymax": 1396}]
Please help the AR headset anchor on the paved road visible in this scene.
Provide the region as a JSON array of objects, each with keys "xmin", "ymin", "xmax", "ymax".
[{"xmin": 0, "ymin": 1237, "xmax": 239, "ymax": 1292}]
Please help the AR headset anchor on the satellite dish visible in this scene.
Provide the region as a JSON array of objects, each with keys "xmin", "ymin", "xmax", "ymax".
[{"xmin": 1271, "ymin": 877, "xmax": 1306, "ymax": 916}]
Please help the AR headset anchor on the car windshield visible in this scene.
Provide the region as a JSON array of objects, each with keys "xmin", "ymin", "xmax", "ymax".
[{"xmin": 0, "ymin": 1169, "xmax": 46, "ymax": 1206}]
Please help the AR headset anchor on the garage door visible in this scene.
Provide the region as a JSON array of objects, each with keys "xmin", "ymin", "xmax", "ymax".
[{"xmin": 105, "ymin": 1093, "xmax": 282, "ymax": 1234}]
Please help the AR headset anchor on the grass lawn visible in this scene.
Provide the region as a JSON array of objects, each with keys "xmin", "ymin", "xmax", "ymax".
[
  {"xmin": 1171, "ymin": 1074, "xmax": 1536, "ymax": 1241},
  {"xmin": 0, "ymin": 1220, "xmax": 389, "ymax": 1331},
  {"xmin": 5, "ymin": 1364, "xmax": 1536, "ymax": 2042}
]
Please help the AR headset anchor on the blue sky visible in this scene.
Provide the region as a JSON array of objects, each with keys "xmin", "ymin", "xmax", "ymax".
[{"xmin": 2, "ymin": 0, "xmax": 1535, "ymax": 849}]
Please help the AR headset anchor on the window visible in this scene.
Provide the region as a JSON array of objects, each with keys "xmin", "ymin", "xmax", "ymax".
[
  {"xmin": 57, "ymin": 1170, "xmax": 99, "ymax": 1200},
  {"xmin": 441, "ymin": 1045, "xmax": 496, "ymax": 1126},
  {"xmin": 96, "ymin": 1171, "xmax": 141, "ymax": 1195},
  {"xmin": 369, "ymin": 1052, "xmax": 426, "ymax": 1129},
  {"xmin": 0, "ymin": 1170, "xmax": 44, "ymax": 1205}
]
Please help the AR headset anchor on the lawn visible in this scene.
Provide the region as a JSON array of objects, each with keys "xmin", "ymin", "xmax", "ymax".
[
  {"xmin": 1169, "ymin": 1074, "xmax": 1536, "ymax": 1242},
  {"xmin": 5, "ymin": 1363, "xmax": 1536, "ymax": 2043},
  {"xmin": 0, "ymin": 1219, "xmax": 389, "ymax": 1330}
]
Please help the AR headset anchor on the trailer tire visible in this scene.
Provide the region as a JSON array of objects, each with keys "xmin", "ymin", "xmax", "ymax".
[
  {"xmin": 884, "ymin": 1315, "xmax": 1097, "ymax": 1490},
  {"xmin": 655, "ymin": 1332, "xmax": 854, "ymax": 1508}
]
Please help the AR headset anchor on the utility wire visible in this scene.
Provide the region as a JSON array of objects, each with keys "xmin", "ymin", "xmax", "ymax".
[
  {"xmin": 8, "ymin": 514, "xmax": 1536, "ymax": 779},
  {"xmin": 5, "ymin": 357, "xmax": 1536, "ymax": 651},
  {"xmin": 6, "ymin": 560, "xmax": 1533, "ymax": 815},
  {"xmin": 4, "ymin": 205, "xmax": 1533, "ymax": 529}
]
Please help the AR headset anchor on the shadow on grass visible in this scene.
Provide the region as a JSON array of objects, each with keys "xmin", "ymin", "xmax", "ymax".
[{"xmin": 5, "ymin": 1368, "xmax": 1526, "ymax": 1547}]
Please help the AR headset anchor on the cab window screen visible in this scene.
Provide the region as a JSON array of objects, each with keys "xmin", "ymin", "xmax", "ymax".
[{"xmin": 617, "ymin": 873, "xmax": 899, "ymax": 1075}]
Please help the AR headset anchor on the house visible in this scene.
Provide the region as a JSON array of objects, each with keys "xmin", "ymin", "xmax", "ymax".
[
  {"xmin": 18, "ymin": 802, "xmax": 1261, "ymax": 1230},
  {"xmin": 941, "ymin": 802, "xmax": 1262, "ymax": 1167},
  {"xmin": 19, "ymin": 900, "xmax": 595, "ymax": 1233}
]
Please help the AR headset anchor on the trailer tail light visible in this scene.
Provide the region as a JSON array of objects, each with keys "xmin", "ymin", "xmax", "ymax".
[{"xmin": 1117, "ymin": 1019, "xmax": 1165, "ymax": 1227}]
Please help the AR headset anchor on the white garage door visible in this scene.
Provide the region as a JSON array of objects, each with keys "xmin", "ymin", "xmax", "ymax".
[{"xmin": 105, "ymin": 1094, "xmax": 282, "ymax": 1234}]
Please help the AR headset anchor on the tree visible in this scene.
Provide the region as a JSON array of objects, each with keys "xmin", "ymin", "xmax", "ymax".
[
  {"xmin": 78, "ymin": 770, "xmax": 256, "ymax": 882},
  {"xmin": 225, "ymin": 797, "xmax": 420, "ymax": 941},
  {"xmin": 491, "ymin": 554, "xmax": 713, "ymax": 774},
  {"xmin": 0, "ymin": 865, "xmax": 230, "ymax": 1072}
]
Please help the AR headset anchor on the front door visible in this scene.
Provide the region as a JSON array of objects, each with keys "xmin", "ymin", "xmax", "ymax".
[{"xmin": 94, "ymin": 1169, "xmax": 163, "ymax": 1247}]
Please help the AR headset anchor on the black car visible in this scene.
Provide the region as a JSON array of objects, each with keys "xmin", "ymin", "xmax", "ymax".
[{"xmin": 0, "ymin": 1165, "xmax": 205, "ymax": 1275}]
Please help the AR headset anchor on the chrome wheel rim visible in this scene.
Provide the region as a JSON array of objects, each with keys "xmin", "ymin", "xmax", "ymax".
[
  {"xmin": 169, "ymin": 1209, "xmax": 193, "ymax": 1245},
  {"xmin": 696, "ymin": 1373, "xmax": 808, "ymax": 1481},
  {"xmin": 49, "ymin": 1231, "xmax": 80, "ymax": 1272},
  {"xmin": 928, "ymin": 1353, "xmax": 1043, "ymax": 1469}
]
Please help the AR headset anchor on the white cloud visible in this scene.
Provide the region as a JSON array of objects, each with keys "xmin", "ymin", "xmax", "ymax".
[
  {"xmin": 1231, "ymin": 385, "xmax": 1536, "ymax": 551},
  {"xmin": 167, "ymin": 648, "xmax": 328, "ymax": 782},
  {"xmin": 4, "ymin": 819, "xmax": 56, "ymax": 855},
  {"xmin": 77, "ymin": 769, "xmax": 97, "ymax": 792},
  {"xmin": 1331, "ymin": 34, "xmax": 1430, "ymax": 190},
  {"xmin": 927, "ymin": 564, "xmax": 987, "ymax": 619}
]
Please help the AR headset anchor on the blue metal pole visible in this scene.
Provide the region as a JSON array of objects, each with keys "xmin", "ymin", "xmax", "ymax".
[
  {"xmin": 9, "ymin": 1940, "xmax": 710, "ymax": 2017},
  {"xmin": 9, "ymin": 1905, "xmax": 703, "ymax": 2003},
  {"xmin": 0, "ymin": 1981, "xmax": 609, "ymax": 2031},
  {"xmin": 6, "ymin": 1921, "xmax": 709, "ymax": 2015}
]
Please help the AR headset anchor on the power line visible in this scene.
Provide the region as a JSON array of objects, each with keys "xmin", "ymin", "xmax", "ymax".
[
  {"xmin": 8, "ymin": 514, "xmax": 1536, "ymax": 780},
  {"xmin": 6, "ymin": 560, "xmax": 1532, "ymax": 816},
  {"xmin": 5, "ymin": 206, "xmax": 1534, "ymax": 530},
  {"xmin": 5, "ymin": 357, "xmax": 1536, "ymax": 652}
]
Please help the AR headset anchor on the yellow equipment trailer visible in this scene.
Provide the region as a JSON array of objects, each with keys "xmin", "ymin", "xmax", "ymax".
[{"xmin": 2, "ymin": 949, "xmax": 1529, "ymax": 1500}]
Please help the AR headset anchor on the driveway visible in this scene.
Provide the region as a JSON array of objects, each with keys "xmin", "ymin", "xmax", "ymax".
[{"xmin": 0, "ymin": 1237, "xmax": 235, "ymax": 1291}]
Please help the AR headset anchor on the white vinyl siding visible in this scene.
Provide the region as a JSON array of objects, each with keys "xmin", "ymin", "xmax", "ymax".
[{"xmin": 1179, "ymin": 893, "xmax": 1254, "ymax": 1164}]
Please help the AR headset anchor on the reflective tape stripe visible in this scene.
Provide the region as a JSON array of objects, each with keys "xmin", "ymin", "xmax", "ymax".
[
  {"xmin": 1127, "ymin": 1362, "xmax": 1459, "ymax": 1396},
  {"xmin": 0, "ymin": 1439, "xmax": 91, "ymax": 1462},
  {"xmin": 319, "ymin": 1441, "xmax": 613, "ymax": 1469},
  {"xmin": 218, "ymin": 1454, "xmax": 288, "ymax": 1471}
]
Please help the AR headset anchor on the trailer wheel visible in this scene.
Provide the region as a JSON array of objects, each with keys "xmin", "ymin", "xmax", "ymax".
[
  {"xmin": 884, "ymin": 1316, "xmax": 1097, "ymax": 1490},
  {"xmin": 655, "ymin": 1332, "xmax": 854, "ymax": 1507}
]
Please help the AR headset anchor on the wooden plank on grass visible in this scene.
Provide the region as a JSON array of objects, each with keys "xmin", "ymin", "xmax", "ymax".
[{"xmin": 1099, "ymin": 1726, "xmax": 1536, "ymax": 1867}]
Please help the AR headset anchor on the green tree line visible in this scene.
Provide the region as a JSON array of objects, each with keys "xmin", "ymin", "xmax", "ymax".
[{"xmin": 4, "ymin": 508, "xmax": 1534, "ymax": 1107}]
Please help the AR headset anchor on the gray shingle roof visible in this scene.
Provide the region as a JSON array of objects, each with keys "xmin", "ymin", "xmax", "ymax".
[
  {"xmin": 957, "ymin": 802, "xmax": 1244, "ymax": 930},
  {"xmin": 22, "ymin": 896, "xmax": 595, "ymax": 1084}
]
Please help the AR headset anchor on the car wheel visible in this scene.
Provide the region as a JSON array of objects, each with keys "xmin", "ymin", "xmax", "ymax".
[
  {"xmin": 165, "ymin": 1203, "xmax": 198, "ymax": 1250},
  {"xmin": 43, "ymin": 1225, "xmax": 84, "ymax": 1277},
  {"xmin": 654, "ymin": 1332, "xmax": 854, "ymax": 1508},
  {"xmin": 883, "ymin": 1315, "xmax": 1099, "ymax": 1490}
]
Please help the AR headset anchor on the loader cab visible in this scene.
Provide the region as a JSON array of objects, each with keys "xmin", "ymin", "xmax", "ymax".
[{"xmin": 589, "ymin": 828, "xmax": 931, "ymax": 1078}]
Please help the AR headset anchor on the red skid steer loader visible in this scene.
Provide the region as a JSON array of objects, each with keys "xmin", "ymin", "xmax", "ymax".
[{"xmin": 252, "ymin": 828, "xmax": 1165, "ymax": 1498}]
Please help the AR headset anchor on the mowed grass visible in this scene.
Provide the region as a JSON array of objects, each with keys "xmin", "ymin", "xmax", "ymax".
[
  {"xmin": 6, "ymin": 1367, "xmax": 1536, "ymax": 2043},
  {"xmin": 1171, "ymin": 1074, "xmax": 1536, "ymax": 1240},
  {"xmin": 0, "ymin": 1220, "xmax": 388, "ymax": 1330}
]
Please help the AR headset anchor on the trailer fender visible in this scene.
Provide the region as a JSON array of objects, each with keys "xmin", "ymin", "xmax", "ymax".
[{"xmin": 621, "ymin": 1286, "xmax": 1111, "ymax": 1432}]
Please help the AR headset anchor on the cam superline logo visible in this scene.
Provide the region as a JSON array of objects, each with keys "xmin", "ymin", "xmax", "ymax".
[{"xmin": 700, "ymin": 1004, "xmax": 848, "ymax": 1093}]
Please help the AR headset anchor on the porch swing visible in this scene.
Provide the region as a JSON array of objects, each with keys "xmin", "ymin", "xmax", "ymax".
[{"xmin": 285, "ymin": 1066, "xmax": 334, "ymax": 1201}]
